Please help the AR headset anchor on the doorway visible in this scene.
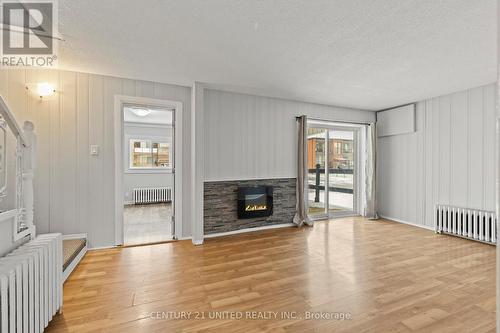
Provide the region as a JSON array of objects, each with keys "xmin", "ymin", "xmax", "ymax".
[
  {"xmin": 114, "ymin": 95, "xmax": 183, "ymax": 247},
  {"xmin": 122, "ymin": 104, "xmax": 175, "ymax": 245},
  {"xmin": 307, "ymin": 124, "xmax": 359, "ymax": 219}
]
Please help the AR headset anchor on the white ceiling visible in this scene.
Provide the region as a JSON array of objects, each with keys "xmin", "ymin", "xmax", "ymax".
[
  {"xmin": 123, "ymin": 107, "xmax": 173, "ymax": 125},
  {"xmin": 58, "ymin": 0, "xmax": 496, "ymax": 110}
]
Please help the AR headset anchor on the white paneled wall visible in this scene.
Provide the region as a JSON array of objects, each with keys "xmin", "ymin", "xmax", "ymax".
[
  {"xmin": 0, "ymin": 69, "xmax": 192, "ymax": 247},
  {"xmin": 204, "ymin": 89, "xmax": 375, "ymax": 181},
  {"xmin": 377, "ymin": 84, "xmax": 496, "ymax": 228}
]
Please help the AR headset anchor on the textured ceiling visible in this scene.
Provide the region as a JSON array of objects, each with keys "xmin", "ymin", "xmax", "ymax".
[{"xmin": 58, "ymin": 0, "xmax": 496, "ymax": 110}]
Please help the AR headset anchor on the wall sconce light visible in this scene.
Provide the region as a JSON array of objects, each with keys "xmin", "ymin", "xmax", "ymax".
[
  {"xmin": 26, "ymin": 82, "xmax": 56, "ymax": 99},
  {"xmin": 36, "ymin": 83, "xmax": 55, "ymax": 98}
]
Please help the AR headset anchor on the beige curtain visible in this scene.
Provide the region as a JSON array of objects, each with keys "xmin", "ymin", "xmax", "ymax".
[{"xmin": 293, "ymin": 116, "xmax": 312, "ymax": 227}]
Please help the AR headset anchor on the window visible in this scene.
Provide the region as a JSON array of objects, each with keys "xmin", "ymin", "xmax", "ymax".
[
  {"xmin": 130, "ymin": 139, "xmax": 171, "ymax": 169},
  {"xmin": 334, "ymin": 141, "xmax": 341, "ymax": 154},
  {"xmin": 315, "ymin": 139, "xmax": 325, "ymax": 167},
  {"xmin": 343, "ymin": 142, "xmax": 352, "ymax": 153}
]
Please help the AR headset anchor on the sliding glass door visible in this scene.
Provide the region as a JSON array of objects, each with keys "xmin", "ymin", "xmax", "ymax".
[
  {"xmin": 327, "ymin": 129, "xmax": 355, "ymax": 215},
  {"xmin": 307, "ymin": 125, "xmax": 357, "ymax": 219},
  {"xmin": 307, "ymin": 128, "xmax": 327, "ymax": 218}
]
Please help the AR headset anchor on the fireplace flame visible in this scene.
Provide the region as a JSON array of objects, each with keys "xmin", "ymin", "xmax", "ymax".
[{"xmin": 246, "ymin": 204, "xmax": 267, "ymax": 211}]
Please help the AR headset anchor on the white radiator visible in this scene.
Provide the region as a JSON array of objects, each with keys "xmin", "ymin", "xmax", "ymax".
[
  {"xmin": 435, "ymin": 205, "xmax": 497, "ymax": 245},
  {"xmin": 0, "ymin": 233, "xmax": 62, "ymax": 333},
  {"xmin": 133, "ymin": 187, "xmax": 172, "ymax": 204}
]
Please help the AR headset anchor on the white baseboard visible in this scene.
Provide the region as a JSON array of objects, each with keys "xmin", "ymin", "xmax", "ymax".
[
  {"xmin": 379, "ymin": 215, "xmax": 434, "ymax": 231},
  {"xmin": 63, "ymin": 233, "xmax": 88, "ymax": 240},
  {"xmin": 85, "ymin": 224, "xmax": 296, "ymax": 249},
  {"xmin": 124, "ymin": 201, "xmax": 134, "ymax": 206},
  {"xmin": 204, "ymin": 223, "xmax": 295, "ymax": 239},
  {"xmin": 87, "ymin": 245, "xmax": 117, "ymax": 251}
]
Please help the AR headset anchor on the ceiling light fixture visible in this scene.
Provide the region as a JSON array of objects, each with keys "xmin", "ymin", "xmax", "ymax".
[{"xmin": 130, "ymin": 108, "xmax": 151, "ymax": 117}]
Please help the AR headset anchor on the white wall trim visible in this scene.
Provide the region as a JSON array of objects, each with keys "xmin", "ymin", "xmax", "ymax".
[
  {"xmin": 124, "ymin": 168, "xmax": 173, "ymax": 174},
  {"xmin": 378, "ymin": 215, "xmax": 434, "ymax": 231},
  {"xmin": 87, "ymin": 245, "xmax": 117, "ymax": 251},
  {"xmin": 62, "ymin": 233, "xmax": 88, "ymax": 240},
  {"xmin": 191, "ymin": 82, "xmax": 205, "ymax": 245},
  {"xmin": 114, "ymin": 95, "xmax": 183, "ymax": 245},
  {"xmin": 204, "ymin": 223, "xmax": 295, "ymax": 239},
  {"xmin": 124, "ymin": 122, "xmax": 172, "ymax": 129}
]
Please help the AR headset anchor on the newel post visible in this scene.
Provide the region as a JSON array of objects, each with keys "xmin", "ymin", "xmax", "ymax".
[{"xmin": 22, "ymin": 121, "xmax": 36, "ymax": 238}]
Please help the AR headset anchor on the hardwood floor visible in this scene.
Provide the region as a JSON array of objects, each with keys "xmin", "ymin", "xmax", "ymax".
[{"xmin": 46, "ymin": 217, "xmax": 496, "ymax": 333}]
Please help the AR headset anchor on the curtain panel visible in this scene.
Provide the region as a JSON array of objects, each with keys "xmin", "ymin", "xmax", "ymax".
[{"xmin": 293, "ymin": 116, "xmax": 312, "ymax": 227}]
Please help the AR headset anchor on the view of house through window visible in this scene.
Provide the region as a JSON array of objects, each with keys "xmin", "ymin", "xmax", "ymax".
[
  {"xmin": 130, "ymin": 139, "xmax": 170, "ymax": 169},
  {"xmin": 307, "ymin": 126, "xmax": 356, "ymax": 217}
]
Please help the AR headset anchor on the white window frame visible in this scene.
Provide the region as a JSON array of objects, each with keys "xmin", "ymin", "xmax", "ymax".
[{"xmin": 125, "ymin": 135, "xmax": 173, "ymax": 173}]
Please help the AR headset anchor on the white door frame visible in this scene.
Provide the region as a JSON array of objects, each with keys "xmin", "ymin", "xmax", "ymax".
[{"xmin": 114, "ymin": 95, "xmax": 183, "ymax": 245}]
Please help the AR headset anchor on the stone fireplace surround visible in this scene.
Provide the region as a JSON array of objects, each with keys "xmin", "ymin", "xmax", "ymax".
[{"xmin": 204, "ymin": 178, "xmax": 296, "ymax": 234}]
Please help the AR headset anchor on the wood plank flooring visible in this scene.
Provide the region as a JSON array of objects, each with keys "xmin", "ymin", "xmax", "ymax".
[{"xmin": 46, "ymin": 217, "xmax": 496, "ymax": 332}]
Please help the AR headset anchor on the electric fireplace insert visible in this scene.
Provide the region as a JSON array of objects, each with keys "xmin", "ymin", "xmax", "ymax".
[{"xmin": 237, "ymin": 186, "xmax": 273, "ymax": 219}]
